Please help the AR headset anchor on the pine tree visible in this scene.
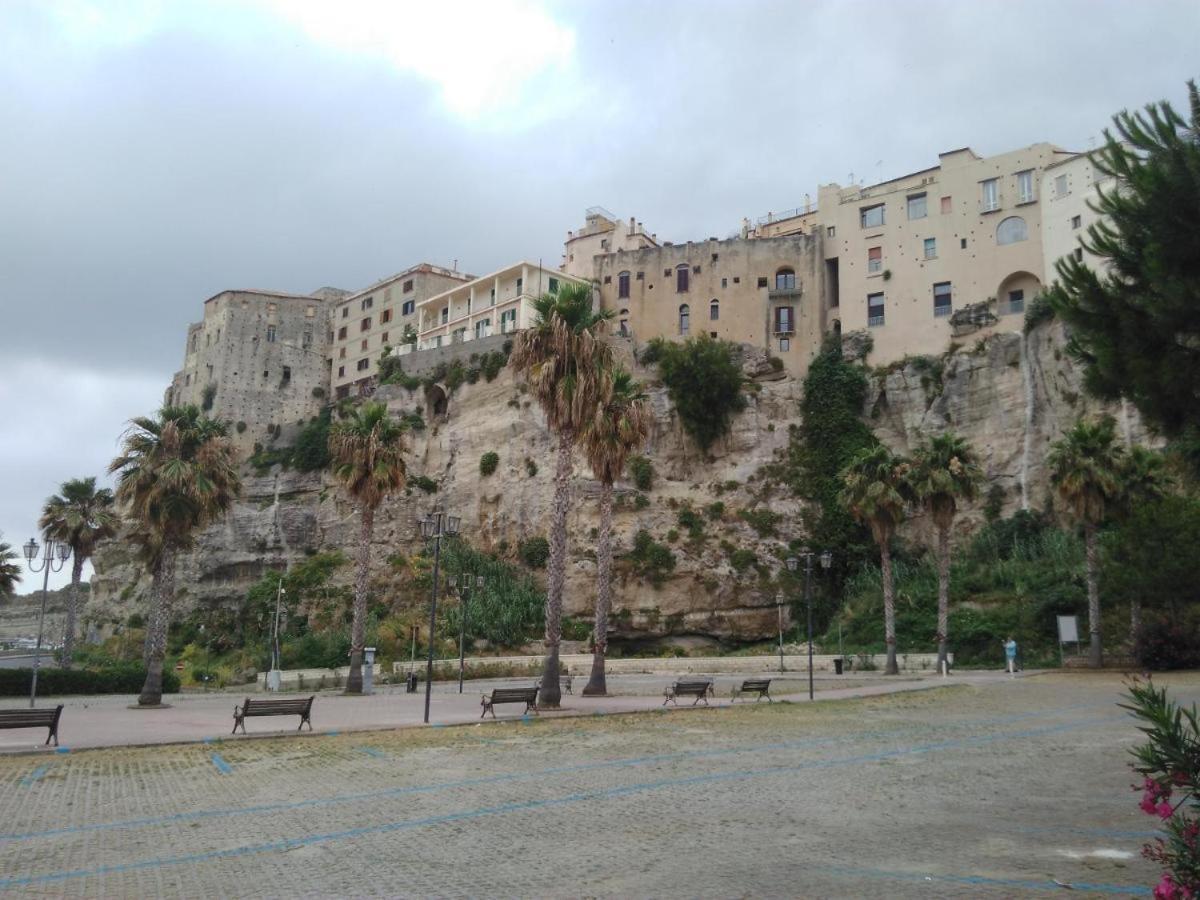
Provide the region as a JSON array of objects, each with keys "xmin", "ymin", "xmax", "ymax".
[{"xmin": 1047, "ymin": 81, "xmax": 1200, "ymax": 470}]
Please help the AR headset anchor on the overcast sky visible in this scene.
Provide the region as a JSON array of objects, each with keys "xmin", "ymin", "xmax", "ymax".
[{"xmin": 1, "ymin": 0, "xmax": 1196, "ymax": 591}]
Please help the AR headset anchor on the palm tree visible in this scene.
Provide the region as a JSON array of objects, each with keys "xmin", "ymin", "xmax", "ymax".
[
  {"xmin": 840, "ymin": 444, "xmax": 912, "ymax": 675},
  {"xmin": 907, "ymin": 433, "xmax": 982, "ymax": 674},
  {"xmin": 328, "ymin": 401, "xmax": 407, "ymax": 694},
  {"xmin": 0, "ymin": 535, "xmax": 21, "ymax": 598},
  {"xmin": 109, "ymin": 405, "xmax": 240, "ymax": 705},
  {"xmin": 1115, "ymin": 445, "xmax": 1169, "ymax": 638},
  {"xmin": 510, "ymin": 281, "xmax": 612, "ymax": 707},
  {"xmin": 38, "ymin": 477, "xmax": 118, "ymax": 667},
  {"xmin": 579, "ymin": 366, "xmax": 651, "ymax": 696},
  {"xmin": 1047, "ymin": 416, "xmax": 1125, "ymax": 668}
]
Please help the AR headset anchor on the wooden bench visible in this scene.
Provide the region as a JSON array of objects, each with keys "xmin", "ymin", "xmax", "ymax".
[
  {"xmin": 480, "ymin": 686, "xmax": 539, "ymax": 718},
  {"xmin": 733, "ymin": 678, "xmax": 773, "ymax": 702},
  {"xmin": 0, "ymin": 705, "xmax": 64, "ymax": 746},
  {"xmin": 232, "ymin": 696, "xmax": 314, "ymax": 734},
  {"xmin": 663, "ymin": 679, "xmax": 714, "ymax": 706}
]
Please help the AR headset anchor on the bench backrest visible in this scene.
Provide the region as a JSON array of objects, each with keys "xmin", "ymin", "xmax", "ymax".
[
  {"xmin": 673, "ymin": 680, "xmax": 712, "ymax": 692},
  {"xmin": 490, "ymin": 688, "xmax": 538, "ymax": 702},
  {"xmin": 0, "ymin": 706, "xmax": 62, "ymax": 727},
  {"xmin": 244, "ymin": 697, "xmax": 312, "ymax": 714},
  {"xmin": 741, "ymin": 679, "xmax": 771, "ymax": 690}
]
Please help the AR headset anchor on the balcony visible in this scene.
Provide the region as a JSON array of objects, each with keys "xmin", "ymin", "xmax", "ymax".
[{"xmin": 768, "ymin": 286, "xmax": 804, "ymax": 302}]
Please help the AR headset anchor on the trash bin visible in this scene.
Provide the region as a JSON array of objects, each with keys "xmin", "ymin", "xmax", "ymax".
[
  {"xmin": 406, "ymin": 671, "xmax": 418, "ymax": 693},
  {"xmin": 833, "ymin": 657, "xmax": 844, "ymax": 675}
]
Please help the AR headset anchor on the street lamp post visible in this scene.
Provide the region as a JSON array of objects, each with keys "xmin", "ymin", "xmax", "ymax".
[
  {"xmin": 418, "ymin": 510, "xmax": 460, "ymax": 724},
  {"xmin": 457, "ymin": 574, "xmax": 484, "ymax": 694},
  {"xmin": 199, "ymin": 623, "xmax": 209, "ymax": 692},
  {"xmin": 787, "ymin": 550, "xmax": 833, "ymax": 702},
  {"xmin": 22, "ymin": 537, "xmax": 71, "ymax": 709}
]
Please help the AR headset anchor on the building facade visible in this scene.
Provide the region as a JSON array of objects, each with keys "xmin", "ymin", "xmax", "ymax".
[
  {"xmin": 1040, "ymin": 151, "xmax": 1111, "ymax": 279},
  {"xmin": 592, "ymin": 233, "xmax": 826, "ymax": 376},
  {"xmin": 416, "ymin": 262, "xmax": 589, "ymax": 352},
  {"xmin": 330, "ymin": 263, "xmax": 470, "ymax": 398},
  {"xmin": 561, "ymin": 207, "xmax": 658, "ymax": 280},
  {"xmin": 167, "ymin": 288, "xmax": 341, "ymax": 453}
]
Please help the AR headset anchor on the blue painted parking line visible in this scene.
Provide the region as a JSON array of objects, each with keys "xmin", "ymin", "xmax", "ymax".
[
  {"xmin": 357, "ymin": 747, "xmax": 386, "ymax": 759},
  {"xmin": 209, "ymin": 754, "xmax": 232, "ymax": 775},
  {"xmin": 20, "ymin": 765, "xmax": 50, "ymax": 787}
]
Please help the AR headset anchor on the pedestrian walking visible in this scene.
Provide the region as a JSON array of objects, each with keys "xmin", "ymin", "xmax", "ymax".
[{"xmin": 1003, "ymin": 636, "xmax": 1018, "ymax": 675}]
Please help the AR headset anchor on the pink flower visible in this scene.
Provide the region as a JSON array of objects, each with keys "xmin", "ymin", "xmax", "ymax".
[
  {"xmin": 1142, "ymin": 794, "xmax": 1161, "ymax": 815},
  {"xmin": 1153, "ymin": 874, "xmax": 1179, "ymax": 900},
  {"xmin": 1155, "ymin": 800, "xmax": 1174, "ymax": 820}
]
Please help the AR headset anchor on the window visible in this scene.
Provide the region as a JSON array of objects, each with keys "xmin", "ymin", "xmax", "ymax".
[
  {"xmin": 361, "ymin": 317, "xmax": 372, "ymax": 331},
  {"xmin": 756, "ymin": 276, "xmax": 768, "ymax": 288},
  {"xmin": 636, "ymin": 271, "xmax": 644, "ymax": 280},
  {"xmin": 664, "ymin": 268, "xmax": 672, "ymax": 277},
  {"xmin": 282, "ymin": 366, "xmax": 291, "ymax": 383},
  {"xmin": 907, "ymin": 193, "xmax": 927, "ymax": 220},
  {"xmin": 773, "ymin": 306, "xmax": 794, "ymax": 334},
  {"xmin": 733, "ymin": 276, "xmax": 740, "ymax": 284},
  {"xmin": 924, "ymin": 238, "xmax": 937, "ymax": 260},
  {"xmin": 779, "ymin": 338, "xmax": 790, "ymax": 352},
  {"xmin": 500, "ymin": 309, "xmax": 517, "ymax": 333},
  {"xmin": 1016, "ymin": 170, "xmax": 1035, "ymax": 203},
  {"xmin": 1003, "ymin": 289, "xmax": 1025, "ymax": 315},
  {"xmin": 867, "ymin": 292, "xmax": 885, "ymax": 327},
  {"xmin": 618, "ymin": 271, "xmax": 630, "ymax": 299},
  {"xmin": 981, "ymin": 178, "xmax": 999, "ymax": 212},
  {"xmin": 1055, "ymin": 174, "xmax": 1068, "ymax": 198},
  {"xmin": 475, "ymin": 318, "xmax": 491, "ymax": 339},
  {"xmin": 338, "ymin": 366, "xmax": 345, "ymax": 378},
  {"xmin": 960, "ymin": 238, "xmax": 968, "ymax": 249},
  {"xmin": 190, "ymin": 334, "xmax": 197, "ymax": 351},
  {"xmin": 381, "ymin": 309, "xmax": 392, "ymax": 324},
  {"xmin": 710, "ymin": 300, "xmax": 719, "ymax": 320},
  {"xmin": 267, "ymin": 302, "xmax": 277, "ymax": 314},
  {"xmin": 676, "ymin": 265, "xmax": 689, "ymax": 293},
  {"xmin": 402, "ymin": 279, "xmax": 413, "ymax": 293},
  {"xmin": 402, "ymin": 300, "xmax": 415, "ymax": 315},
  {"xmin": 266, "ymin": 325, "xmax": 276, "ymax": 343},
  {"xmin": 466, "ymin": 296, "xmax": 472, "ymax": 314},
  {"xmin": 342, "ymin": 307, "xmax": 349, "ymax": 318},
  {"xmin": 338, "ymin": 326, "xmax": 347, "ymax": 340},
  {"xmin": 305, "ymin": 306, "xmax": 315, "ymax": 318},
  {"xmin": 361, "ymin": 297, "xmax": 373, "ymax": 311},
  {"xmin": 618, "ymin": 309, "xmax": 629, "ymax": 336},
  {"xmin": 941, "ymin": 196, "xmax": 952, "ymax": 214},
  {"xmin": 440, "ymin": 308, "xmax": 448, "ymax": 324},
  {"xmin": 867, "ymin": 247, "xmax": 882, "ymax": 274},
  {"xmin": 516, "ymin": 277, "xmax": 523, "ymax": 293},
  {"xmin": 826, "ymin": 225, "xmax": 836, "ymax": 238},
  {"xmin": 339, "ymin": 348, "xmax": 346, "ymax": 359},
  {"xmin": 1071, "ymin": 215, "xmax": 1082, "ymax": 230},
  {"xmin": 775, "ymin": 268, "xmax": 796, "ymax": 290},
  {"xmin": 357, "ymin": 358, "xmax": 370, "ymax": 371},
  {"xmin": 360, "ymin": 339, "xmax": 368, "ymax": 351},
  {"xmin": 381, "ymin": 331, "xmax": 389, "ymax": 344},
  {"xmin": 860, "ymin": 204, "xmax": 885, "ymax": 228},
  {"xmin": 548, "ymin": 278, "xmax": 559, "ymax": 293},
  {"xmin": 720, "ymin": 277, "xmax": 727, "ymax": 289},
  {"xmin": 1073, "ymin": 248, "xmax": 1084, "ymax": 262},
  {"xmin": 678, "ymin": 304, "xmax": 690, "ymax": 335},
  {"xmin": 933, "ymin": 282, "xmax": 952, "ymax": 317},
  {"xmin": 996, "ymin": 216, "xmax": 1028, "ymax": 245},
  {"xmin": 302, "ymin": 326, "xmax": 313, "ymax": 349}
]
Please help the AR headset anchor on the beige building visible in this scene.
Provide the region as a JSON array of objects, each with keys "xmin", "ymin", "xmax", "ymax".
[
  {"xmin": 592, "ymin": 233, "xmax": 826, "ymax": 376},
  {"xmin": 416, "ymin": 262, "xmax": 590, "ymax": 351},
  {"xmin": 1040, "ymin": 152, "xmax": 1111, "ymax": 279},
  {"xmin": 167, "ymin": 288, "xmax": 344, "ymax": 453},
  {"xmin": 330, "ymin": 263, "xmax": 470, "ymax": 398},
  {"xmin": 561, "ymin": 207, "xmax": 658, "ymax": 279}
]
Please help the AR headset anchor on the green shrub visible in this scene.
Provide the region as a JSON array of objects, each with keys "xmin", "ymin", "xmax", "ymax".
[
  {"xmin": 634, "ymin": 493, "xmax": 650, "ymax": 510},
  {"xmin": 738, "ymin": 507, "xmax": 781, "ymax": 537},
  {"xmin": 649, "ymin": 336, "xmax": 744, "ymax": 450},
  {"xmin": 235, "ymin": 421, "xmax": 247, "ymax": 434},
  {"xmin": 409, "ymin": 475, "xmax": 438, "ymax": 494},
  {"xmin": 729, "ymin": 548, "xmax": 757, "ymax": 572},
  {"xmin": 561, "ymin": 617, "xmax": 593, "ymax": 642},
  {"xmin": 292, "ymin": 409, "xmax": 331, "ymax": 471},
  {"xmin": 768, "ymin": 356, "xmax": 785, "ymax": 372},
  {"xmin": 677, "ymin": 506, "xmax": 704, "ymax": 539},
  {"xmin": 437, "ymin": 539, "xmax": 545, "ymax": 647},
  {"xmin": 983, "ymin": 483, "xmax": 1006, "ymax": 522},
  {"xmin": 628, "ymin": 455, "xmax": 654, "ymax": 491},
  {"xmin": 480, "ymin": 350, "xmax": 507, "ymax": 382},
  {"xmin": 518, "ymin": 536, "xmax": 550, "ymax": 569},
  {"xmin": 479, "ymin": 452, "xmax": 499, "ymax": 476},
  {"xmin": 201, "ymin": 383, "xmax": 217, "ymax": 411},
  {"xmin": 1023, "ymin": 292, "xmax": 1056, "ymax": 334},
  {"xmin": 628, "ymin": 529, "xmax": 675, "ymax": 587},
  {"xmin": 0, "ymin": 664, "xmax": 179, "ymax": 697},
  {"xmin": 638, "ymin": 337, "xmax": 666, "ymax": 365},
  {"xmin": 525, "ymin": 458, "xmax": 538, "ymax": 477},
  {"xmin": 706, "ymin": 501, "xmax": 725, "ymax": 521},
  {"xmin": 1134, "ymin": 610, "xmax": 1200, "ymax": 670}
]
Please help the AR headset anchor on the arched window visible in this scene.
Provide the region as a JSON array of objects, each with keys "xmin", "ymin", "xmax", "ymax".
[
  {"xmin": 776, "ymin": 267, "xmax": 796, "ymax": 290},
  {"xmin": 710, "ymin": 299, "xmax": 720, "ymax": 321},
  {"xmin": 996, "ymin": 216, "xmax": 1028, "ymax": 245},
  {"xmin": 679, "ymin": 304, "xmax": 690, "ymax": 335},
  {"xmin": 676, "ymin": 264, "xmax": 690, "ymax": 293},
  {"xmin": 617, "ymin": 271, "xmax": 631, "ymax": 299}
]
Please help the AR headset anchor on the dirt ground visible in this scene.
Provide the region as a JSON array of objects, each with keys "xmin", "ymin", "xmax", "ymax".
[{"xmin": 1, "ymin": 671, "xmax": 1191, "ymax": 898}]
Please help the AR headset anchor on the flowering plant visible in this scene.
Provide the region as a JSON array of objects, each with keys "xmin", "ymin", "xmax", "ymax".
[{"xmin": 1123, "ymin": 679, "xmax": 1200, "ymax": 899}]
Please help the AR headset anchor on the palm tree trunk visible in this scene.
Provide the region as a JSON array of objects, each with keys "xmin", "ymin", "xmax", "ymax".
[
  {"xmin": 346, "ymin": 505, "xmax": 373, "ymax": 695},
  {"xmin": 1085, "ymin": 523, "xmax": 1103, "ymax": 668},
  {"xmin": 62, "ymin": 554, "xmax": 84, "ymax": 669},
  {"xmin": 138, "ymin": 543, "xmax": 176, "ymax": 706},
  {"xmin": 540, "ymin": 432, "xmax": 574, "ymax": 708},
  {"xmin": 1130, "ymin": 599, "xmax": 1142, "ymax": 645},
  {"xmin": 881, "ymin": 542, "xmax": 899, "ymax": 675},
  {"xmin": 935, "ymin": 524, "xmax": 950, "ymax": 674},
  {"xmin": 583, "ymin": 480, "xmax": 614, "ymax": 696}
]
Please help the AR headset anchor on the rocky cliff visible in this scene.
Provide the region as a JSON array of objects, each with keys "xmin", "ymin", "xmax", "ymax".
[{"xmin": 88, "ymin": 321, "xmax": 1152, "ymax": 644}]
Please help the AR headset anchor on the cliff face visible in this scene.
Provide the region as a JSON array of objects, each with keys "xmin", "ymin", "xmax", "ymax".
[{"xmin": 88, "ymin": 321, "xmax": 1151, "ymax": 643}]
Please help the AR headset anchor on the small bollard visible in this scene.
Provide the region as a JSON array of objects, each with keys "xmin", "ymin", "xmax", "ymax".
[{"xmin": 406, "ymin": 671, "xmax": 418, "ymax": 693}]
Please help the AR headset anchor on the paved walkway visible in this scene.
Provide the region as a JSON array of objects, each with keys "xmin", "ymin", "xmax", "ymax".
[{"xmin": 0, "ymin": 671, "xmax": 1022, "ymax": 753}]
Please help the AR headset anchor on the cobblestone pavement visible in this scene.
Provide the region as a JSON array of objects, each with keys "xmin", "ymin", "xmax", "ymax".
[{"xmin": 2, "ymin": 672, "xmax": 1191, "ymax": 898}]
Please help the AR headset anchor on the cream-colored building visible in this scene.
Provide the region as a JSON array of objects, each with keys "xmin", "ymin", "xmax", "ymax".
[
  {"xmin": 1040, "ymin": 152, "xmax": 1111, "ymax": 279},
  {"xmin": 561, "ymin": 207, "xmax": 658, "ymax": 280},
  {"xmin": 593, "ymin": 233, "xmax": 826, "ymax": 376},
  {"xmin": 416, "ymin": 262, "xmax": 590, "ymax": 351},
  {"xmin": 330, "ymin": 263, "xmax": 470, "ymax": 398},
  {"xmin": 168, "ymin": 288, "xmax": 344, "ymax": 453}
]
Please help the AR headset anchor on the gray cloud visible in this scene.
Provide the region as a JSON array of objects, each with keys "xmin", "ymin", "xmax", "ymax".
[{"xmin": 1, "ymin": 0, "xmax": 1196, "ymax": 587}]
